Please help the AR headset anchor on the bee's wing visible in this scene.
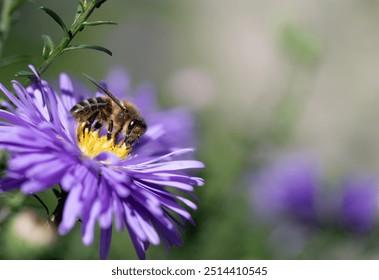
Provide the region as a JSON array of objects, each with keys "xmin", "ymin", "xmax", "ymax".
[{"xmin": 83, "ymin": 73, "xmax": 126, "ymax": 110}]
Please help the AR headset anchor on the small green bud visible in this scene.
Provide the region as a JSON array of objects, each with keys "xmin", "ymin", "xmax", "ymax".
[{"xmin": 41, "ymin": 34, "xmax": 54, "ymax": 60}]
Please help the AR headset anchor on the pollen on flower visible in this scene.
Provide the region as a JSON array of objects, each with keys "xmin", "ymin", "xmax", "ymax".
[{"xmin": 77, "ymin": 123, "xmax": 130, "ymax": 160}]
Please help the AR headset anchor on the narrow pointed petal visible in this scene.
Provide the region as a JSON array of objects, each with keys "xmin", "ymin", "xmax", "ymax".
[{"xmin": 100, "ymin": 227, "xmax": 113, "ymax": 260}]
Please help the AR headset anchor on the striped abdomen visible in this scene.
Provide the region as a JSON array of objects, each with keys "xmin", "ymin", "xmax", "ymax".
[{"xmin": 70, "ymin": 97, "xmax": 112, "ymax": 123}]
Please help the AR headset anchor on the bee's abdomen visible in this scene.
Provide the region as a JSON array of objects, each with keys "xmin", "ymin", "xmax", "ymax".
[{"xmin": 70, "ymin": 97, "xmax": 111, "ymax": 122}]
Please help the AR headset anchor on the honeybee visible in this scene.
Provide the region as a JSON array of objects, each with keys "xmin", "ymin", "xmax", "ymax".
[{"xmin": 70, "ymin": 74, "xmax": 147, "ymax": 146}]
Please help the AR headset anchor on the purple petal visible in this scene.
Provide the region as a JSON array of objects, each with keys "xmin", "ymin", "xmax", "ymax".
[
  {"xmin": 1, "ymin": 100, "xmax": 15, "ymax": 112},
  {"xmin": 125, "ymin": 222, "xmax": 147, "ymax": 260},
  {"xmin": 176, "ymin": 196, "xmax": 197, "ymax": 210},
  {"xmin": 0, "ymin": 83, "xmax": 25, "ymax": 110},
  {"xmin": 24, "ymin": 157, "xmax": 69, "ymax": 181},
  {"xmin": 130, "ymin": 148, "xmax": 196, "ymax": 166},
  {"xmin": 21, "ymin": 180, "xmax": 49, "ymax": 194},
  {"xmin": 140, "ymin": 178, "xmax": 194, "ymax": 191},
  {"xmin": 100, "ymin": 227, "xmax": 113, "ymax": 259},
  {"xmin": 134, "ymin": 211, "xmax": 160, "ymax": 245},
  {"xmin": 59, "ymin": 73, "xmax": 77, "ymax": 111},
  {"xmin": 0, "ymin": 110, "xmax": 28, "ymax": 126},
  {"xmin": 82, "ymin": 200, "xmax": 101, "ymax": 245},
  {"xmin": 158, "ymin": 197, "xmax": 192, "ymax": 220},
  {"xmin": 131, "ymin": 182, "xmax": 164, "ymax": 216},
  {"xmin": 123, "ymin": 203, "xmax": 147, "ymax": 242},
  {"xmin": 28, "ymin": 65, "xmax": 40, "ymax": 78},
  {"xmin": 135, "ymin": 160, "xmax": 205, "ymax": 173},
  {"xmin": 112, "ymin": 193, "xmax": 125, "ymax": 232},
  {"xmin": 9, "ymin": 152, "xmax": 58, "ymax": 171},
  {"xmin": 59, "ymin": 185, "xmax": 82, "ymax": 235},
  {"xmin": 99, "ymin": 206, "xmax": 113, "ymax": 228},
  {"xmin": 341, "ymin": 177, "xmax": 378, "ymax": 232},
  {"xmin": 0, "ymin": 177, "xmax": 26, "ymax": 192},
  {"xmin": 60, "ymin": 165, "xmax": 81, "ymax": 191}
]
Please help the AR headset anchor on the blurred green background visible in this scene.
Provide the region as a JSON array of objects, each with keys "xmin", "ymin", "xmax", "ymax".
[{"xmin": 2, "ymin": 0, "xmax": 379, "ymax": 260}]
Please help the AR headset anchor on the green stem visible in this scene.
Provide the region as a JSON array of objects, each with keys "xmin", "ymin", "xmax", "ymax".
[
  {"xmin": 36, "ymin": 0, "xmax": 101, "ymax": 78},
  {"xmin": 32, "ymin": 193, "xmax": 50, "ymax": 217},
  {"xmin": 49, "ymin": 187, "xmax": 68, "ymax": 227},
  {"xmin": 0, "ymin": 0, "xmax": 13, "ymax": 57}
]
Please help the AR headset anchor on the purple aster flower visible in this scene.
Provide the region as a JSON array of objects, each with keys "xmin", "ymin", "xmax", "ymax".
[
  {"xmin": 340, "ymin": 176, "xmax": 378, "ymax": 232},
  {"xmin": 250, "ymin": 154, "xmax": 319, "ymax": 224},
  {"xmin": 0, "ymin": 65, "xmax": 204, "ymax": 259}
]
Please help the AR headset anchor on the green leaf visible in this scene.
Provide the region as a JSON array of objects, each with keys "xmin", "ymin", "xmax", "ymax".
[
  {"xmin": 15, "ymin": 70, "xmax": 34, "ymax": 77},
  {"xmin": 95, "ymin": 0, "xmax": 108, "ymax": 8},
  {"xmin": 52, "ymin": 188, "xmax": 61, "ymax": 199},
  {"xmin": 0, "ymin": 150, "xmax": 9, "ymax": 178},
  {"xmin": 78, "ymin": 0, "xmax": 85, "ymax": 8},
  {"xmin": 40, "ymin": 6, "xmax": 69, "ymax": 36},
  {"xmin": 63, "ymin": 44, "xmax": 112, "ymax": 56},
  {"xmin": 81, "ymin": 20, "xmax": 117, "ymax": 27},
  {"xmin": 75, "ymin": 1, "xmax": 84, "ymax": 20},
  {"xmin": 41, "ymin": 34, "xmax": 54, "ymax": 60}
]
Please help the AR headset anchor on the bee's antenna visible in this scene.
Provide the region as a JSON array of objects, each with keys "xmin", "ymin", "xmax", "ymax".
[{"xmin": 82, "ymin": 73, "xmax": 126, "ymax": 110}]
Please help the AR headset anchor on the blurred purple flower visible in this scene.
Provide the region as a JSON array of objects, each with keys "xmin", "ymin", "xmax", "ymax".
[
  {"xmin": 0, "ymin": 66, "xmax": 204, "ymax": 259},
  {"xmin": 251, "ymin": 153, "xmax": 379, "ymax": 234},
  {"xmin": 251, "ymin": 155, "xmax": 319, "ymax": 224},
  {"xmin": 340, "ymin": 177, "xmax": 378, "ymax": 232}
]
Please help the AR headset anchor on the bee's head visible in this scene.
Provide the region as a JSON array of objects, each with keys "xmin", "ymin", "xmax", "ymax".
[{"xmin": 123, "ymin": 117, "xmax": 147, "ymax": 146}]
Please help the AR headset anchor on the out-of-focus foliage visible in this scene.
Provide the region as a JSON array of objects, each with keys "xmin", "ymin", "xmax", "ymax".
[
  {"xmin": 279, "ymin": 22, "xmax": 322, "ymax": 66},
  {"xmin": 1, "ymin": 0, "xmax": 379, "ymax": 260}
]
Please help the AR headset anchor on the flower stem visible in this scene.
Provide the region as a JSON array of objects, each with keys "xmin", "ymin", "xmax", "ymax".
[
  {"xmin": 32, "ymin": 193, "xmax": 50, "ymax": 217},
  {"xmin": 50, "ymin": 187, "xmax": 68, "ymax": 227},
  {"xmin": 37, "ymin": 0, "xmax": 103, "ymax": 78}
]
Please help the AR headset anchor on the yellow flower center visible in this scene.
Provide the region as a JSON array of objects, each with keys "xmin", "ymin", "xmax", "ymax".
[{"xmin": 77, "ymin": 123, "xmax": 130, "ymax": 160}]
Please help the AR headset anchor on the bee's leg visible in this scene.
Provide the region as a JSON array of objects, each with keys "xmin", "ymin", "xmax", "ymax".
[
  {"xmin": 83, "ymin": 111, "xmax": 99, "ymax": 132},
  {"xmin": 107, "ymin": 120, "xmax": 113, "ymax": 140},
  {"xmin": 123, "ymin": 126, "xmax": 137, "ymax": 146},
  {"xmin": 123, "ymin": 135, "xmax": 132, "ymax": 146},
  {"xmin": 113, "ymin": 128, "xmax": 122, "ymax": 145},
  {"xmin": 94, "ymin": 121, "xmax": 102, "ymax": 131}
]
